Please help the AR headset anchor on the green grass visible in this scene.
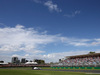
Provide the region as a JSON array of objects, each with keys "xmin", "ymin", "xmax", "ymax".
[{"xmin": 0, "ymin": 67, "xmax": 99, "ymax": 75}]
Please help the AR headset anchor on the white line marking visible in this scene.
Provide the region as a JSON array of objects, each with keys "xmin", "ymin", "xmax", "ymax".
[{"xmin": 86, "ymin": 73, "xmax": 100, "ymax": 74}]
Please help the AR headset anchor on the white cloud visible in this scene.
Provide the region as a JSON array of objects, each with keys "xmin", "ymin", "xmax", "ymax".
[
  {"xmin": 64, "ymin": 10, "xmax": 81, "ymax": 18},
  {"xmin": 12, "ymin": 54, "xmax": 20, "ymax": 57},
  {"xmin": 33, "ymin": 0, "xmax": 62, "ymax": 12},
  {"xmin": 74, "ymin": 10, "xmax": 80, "ymax": 14},
  {"xmin": 0, "ymin": 25, "xmax": 100, "ymax": 63},
  {"xmin": 60, "ymin": 37, "xmax": 100, "ymax": 46},
  {"xmin": 44, "ymin": 1, "xmax": 62, "ymax": 12},
  {"xmin": 0, "ymin": 24, "xmax": 59, "ymax": 53},
  {"xmin": 0, "ymin": 55, "xmax": 11, "ymax": 63},
  {"xmin": 0, "ymin": 23, "xmax": 6, "ymax": 27},
  {"xmin": 91, "ymin": 39, "xmax": 100, "ymax": 46}
]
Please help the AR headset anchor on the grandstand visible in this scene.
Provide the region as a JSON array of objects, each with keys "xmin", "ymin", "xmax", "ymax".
[{"xmin": 53, "ymin": 53, "xmax": 100, "ymax": 67}]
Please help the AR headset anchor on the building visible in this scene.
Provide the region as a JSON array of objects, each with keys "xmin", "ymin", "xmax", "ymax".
[
  {"xmin": 56, "ymin": 53, "xmax": 100, "ymax": 67},
  {"xmin": 12, "ymin": 57, "xmax": 20, "ymax": 64},
  {"xmin": 21, "ymin": 58, "xmax": 26, "ymax": 63}
]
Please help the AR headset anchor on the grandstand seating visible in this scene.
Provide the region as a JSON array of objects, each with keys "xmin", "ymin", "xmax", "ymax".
[
  {"xmin": 53, "ymin": 53, "xmax": 100, "ymax": 67},
  {"xmin": 61, "ymin": 56, "xmax": 100, "ymax": 67}
]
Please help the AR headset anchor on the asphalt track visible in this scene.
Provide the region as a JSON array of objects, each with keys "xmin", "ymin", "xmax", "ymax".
[{"xmin": 41, "ymin": 69, "xmax": 100, "ymax": 73}]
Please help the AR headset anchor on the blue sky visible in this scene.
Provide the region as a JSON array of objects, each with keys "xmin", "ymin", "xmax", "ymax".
[{"xmin": 0, "ymin": 0, "xmax": 100, "ymax": 63}]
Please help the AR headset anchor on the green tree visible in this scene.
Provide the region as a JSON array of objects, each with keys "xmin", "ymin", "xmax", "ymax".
[{"xmin": 89, "ymin": 51, "xmax": 95, "ymax": 54}]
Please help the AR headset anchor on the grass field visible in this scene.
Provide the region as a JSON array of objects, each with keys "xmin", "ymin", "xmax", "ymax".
[{"xmin": 0, "ymin": 67, "xmax": 99, "ymax": 75}]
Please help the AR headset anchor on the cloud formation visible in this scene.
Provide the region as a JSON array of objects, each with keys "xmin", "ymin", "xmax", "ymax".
[
  {"xmin": 64, "ymin": 10, "xmax": 81, "ymax": 18},
  {"xmin": 61, "ymin": 37, "xmax": 100, "ymax": 46},
  {"xmin": 44, "ymin": 1, "xmax": 62, "ymax": 12},
  {"xmin": 33, "ymin": 0, "xmax": 62, "ymax": 12},
  {"xmin": 0, "ymin": 24, "xmax": 59, "ymax": 54},
  {"xmin": 0, "ymin": 25, "xmax": 100, "ymax": 63}
]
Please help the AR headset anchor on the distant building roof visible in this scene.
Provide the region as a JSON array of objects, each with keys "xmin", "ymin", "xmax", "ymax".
[
  {"xmin": 0, "ymin": 63, "xmax": 8, "ymax": 65},
  {"xmin": 25, "ymin": 62, "xmax": 38, "ymax": 65}
]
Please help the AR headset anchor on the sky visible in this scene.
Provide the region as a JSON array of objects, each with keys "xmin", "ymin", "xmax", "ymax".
[{"xmin": 0, "ymin": 0, "xmax": 100, "ymax": 63}]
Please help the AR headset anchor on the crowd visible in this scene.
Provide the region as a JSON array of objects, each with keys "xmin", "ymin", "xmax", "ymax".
[{"xmin": 58, "ymin": 56, "xmax": 100, "ymax": 67}]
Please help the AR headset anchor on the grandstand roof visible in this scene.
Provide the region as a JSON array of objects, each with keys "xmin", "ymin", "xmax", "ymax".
[
  {"xmin": 66, "ymin": 53, "xmax": 100, "ymax": 59},
  {"xmin": 25, "ymin": 62, "xmax": 38, "ymax": 65}
]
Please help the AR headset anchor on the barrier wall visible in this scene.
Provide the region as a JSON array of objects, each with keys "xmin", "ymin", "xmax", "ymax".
[{"xmin": 51, "ymin": 67, "xmax": 100, "ymax": 69}]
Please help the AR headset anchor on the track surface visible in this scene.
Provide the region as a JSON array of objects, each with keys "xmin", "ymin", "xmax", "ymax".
[
  {"xmin": 42, "ymin": 69, "xmax": 100, "ymax": 73},
  {"xmin": 1, "ymin": 68, "xmax": 100, "ymax": 73}
]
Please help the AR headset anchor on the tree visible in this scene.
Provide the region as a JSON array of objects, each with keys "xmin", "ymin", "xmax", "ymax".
[
  {"xmin": 34, "ymin": 59, "xmax": 45, "ymax": 64},
  {"xmin": 0, "ymin": 61, "xmax": 4, "ymax": 63},
  {"xmin": 89, "ymin": 51, "xmax": 95, "ymax": 54}
]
